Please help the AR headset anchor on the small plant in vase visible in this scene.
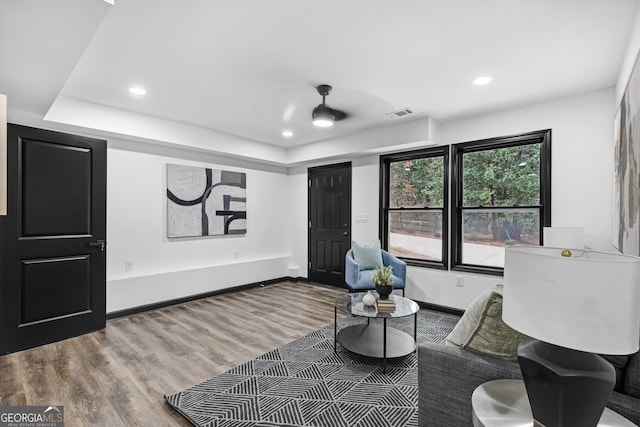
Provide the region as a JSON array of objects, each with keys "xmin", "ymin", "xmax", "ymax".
[{"xmin": 372, "ymin": 266, "xmax": 394, "ymax": 299}]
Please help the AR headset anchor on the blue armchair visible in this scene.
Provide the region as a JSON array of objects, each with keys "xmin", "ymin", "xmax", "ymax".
[{"xmin": 345, "ymin": 249, "xmax": 407, "ymax": 296}]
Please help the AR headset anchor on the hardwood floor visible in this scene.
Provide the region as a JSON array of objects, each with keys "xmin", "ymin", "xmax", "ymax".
[{"xmin": 0, "ymin": 281, "xmax": 347, "ymax": 426}]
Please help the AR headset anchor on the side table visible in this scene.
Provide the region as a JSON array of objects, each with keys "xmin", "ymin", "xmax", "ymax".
[{"xmin": 472, "ymin": 379, "xmax": 637, "ymax": 427}]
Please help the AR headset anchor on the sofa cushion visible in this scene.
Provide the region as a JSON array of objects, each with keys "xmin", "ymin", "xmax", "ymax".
[
  {"xmin": 445, "ymin": 286, "xmax": 527, "ymax": 361},
  {"xmin": 352, "ymin": 240, "xmax": 384, "ymax": 270},
  {"xmin": 625, "ymin": 351, "xmax": 640, "ymax": 398},
  {"xmin": 601, "ymin": 354, "xmax": 630, "ymax": 392}
]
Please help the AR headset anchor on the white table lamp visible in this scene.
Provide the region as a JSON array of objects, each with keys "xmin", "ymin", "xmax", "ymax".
[{"xmin": 503, "ymin": 246, "xmax": 640, "ymax": 427}]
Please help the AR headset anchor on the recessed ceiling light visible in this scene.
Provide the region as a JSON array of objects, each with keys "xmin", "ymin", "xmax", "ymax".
[
  {"xmin": 472, "ymin": 76, "xmax": 492, "ymax": 86},
  {"xmin": 128, "ymin": 86, "xmax": 147, "ymax": 95},
  {"xmin": 282, "ymin": 130, "xmax": 293, "ymax": 137}
]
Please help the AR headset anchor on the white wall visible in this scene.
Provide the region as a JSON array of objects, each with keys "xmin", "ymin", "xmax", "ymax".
[
  {"xmin": 286, "ymin": 170, "xmax": 309, "ymax": 278},
  {"xmin": 106, "ymin": 143, "xmax": 292, "ymax": 313},
  {"xmin": 289, "ymin": 88, "xmax": 616, "ymax": 310},
  {"xmin": 350, "ymin": 156, "xmax": 381, "ymax": 243},
  {"xmin": 42, "ymin": 85, "xmax": 620, "ymax": 313},
  {"xmin": 310, "ymin": 11, "xmax": 639, "ymax": 283},
  {"xmin": 422, "ymin": 88, "xmax": 616, "ymax": 309},
  {"xmin": 439, "ymin": 88, "xmax": 615, "ymax": 246},
  {"xmin": 615, "ymin": 5, "xmax": 640, "ymax": 105}
]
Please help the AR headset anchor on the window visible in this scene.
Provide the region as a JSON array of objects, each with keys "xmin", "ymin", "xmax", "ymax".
[
  {"xmin": 451, "ymin": 130, "xmax": 551, "ymax": 275},
  {"xmin": 380, "ymin": 146, "xmax": 449, "ymax": 269},
  {"xmin": 379, "ymin": 130, "xmax": 551, "ymax": 276}
]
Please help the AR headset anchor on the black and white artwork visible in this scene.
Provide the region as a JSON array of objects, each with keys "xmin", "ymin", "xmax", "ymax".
[
  {"xmin": 614, "ymin": 49, "xmax": 640, "ymax": 255},
  {"xmin": 166, "ymin": 164, "xmax": 247, "ymax": 238}
]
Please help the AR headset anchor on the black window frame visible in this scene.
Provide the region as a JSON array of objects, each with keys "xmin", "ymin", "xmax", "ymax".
[
  {"xmin": 380, "ymin": 145, "xmax": 449, "ymax": 270},
  {"xmin": 451, "ymin": 129, "xmax": 552, "ymax": 276}
]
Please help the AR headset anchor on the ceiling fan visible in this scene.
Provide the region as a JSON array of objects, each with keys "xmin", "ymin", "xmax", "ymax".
[{"xmin": 312, "ymin": 84, "xmax": 348, "ymax": 127}]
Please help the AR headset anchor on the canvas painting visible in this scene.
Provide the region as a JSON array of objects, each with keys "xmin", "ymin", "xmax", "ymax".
[
  {"xmin": 613, "ymin": 50, "xmax": 640, "ymax": 255},
  {"xmin": 166, "ymin": 164, "xmax": 246, "ymax": 238}
]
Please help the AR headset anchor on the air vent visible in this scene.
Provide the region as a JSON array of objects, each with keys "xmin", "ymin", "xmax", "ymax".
[{"xmin": 386, "ymin": 108, "xmax": 413, "ymax": 118}]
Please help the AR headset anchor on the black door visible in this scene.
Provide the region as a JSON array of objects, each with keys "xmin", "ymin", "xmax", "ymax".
[
  {"xmin": 308, "ymin": 162, "xmax": 351, "ymax": 286},
  {"xmin": 0, "ymin": 124, "xmax": 107, "ymax": 354}
]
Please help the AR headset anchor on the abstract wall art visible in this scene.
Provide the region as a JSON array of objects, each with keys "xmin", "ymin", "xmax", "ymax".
[
  {"xmin": 613, "ymin": 49, "xmax": 640, "ymax": 255},
  {"xmin": 166, "ymin": 164, "xmax": 247, "ymax": 238}
]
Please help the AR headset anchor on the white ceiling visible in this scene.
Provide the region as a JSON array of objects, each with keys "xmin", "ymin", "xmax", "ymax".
[{"xmin": 1, "ymin": 0, "xmax": 638, "ymax": 165}]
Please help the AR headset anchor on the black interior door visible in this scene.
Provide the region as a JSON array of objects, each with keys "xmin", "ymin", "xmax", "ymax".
[
  {"xmin": 308, "ymin": 162, "xmax": 351, "ymax": 287},
  {"xmin": 0, "ymin": 124, "xmax": 107, "ymax": 355}
]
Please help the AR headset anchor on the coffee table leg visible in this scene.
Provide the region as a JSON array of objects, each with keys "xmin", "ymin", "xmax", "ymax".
[
  {"xmin": 383, "ymin": 317, "xmax": 387, "ymax": 373},
  {"xmin": 334, "ymin": 306, "xmax": 337, "ymax": 353},
  {"xmin": 414, "ymin": 312, "xmax": 417, "ymax": 344}
]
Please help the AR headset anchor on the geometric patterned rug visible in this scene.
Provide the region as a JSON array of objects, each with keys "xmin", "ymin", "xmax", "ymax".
[{"xmin": 165, "ymin": 309, "xmax": 459, "ymax": 427}]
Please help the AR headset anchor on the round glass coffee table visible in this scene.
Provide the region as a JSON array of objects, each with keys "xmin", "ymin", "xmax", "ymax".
[{"xmin": 334, "ymin": 292, "xmax": 420, "ymax": 372}]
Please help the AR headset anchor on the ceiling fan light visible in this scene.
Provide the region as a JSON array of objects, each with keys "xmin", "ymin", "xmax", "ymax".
[
  {"xmin": 312, "ymin": 105, "xmax": 335, "ymax": 127},
  {"xmin": 313, "ymin": 117, "xmax": 334, "ymax": 127},
  {"xmin": 128, "ymin": 86, "xmax": 147, "ymax": 95}
]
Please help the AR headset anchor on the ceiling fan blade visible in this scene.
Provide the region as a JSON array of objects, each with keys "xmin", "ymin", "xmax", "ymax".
[{"xmin": 331, "ymin": 108, "xmax": 347, "ymax": 121}]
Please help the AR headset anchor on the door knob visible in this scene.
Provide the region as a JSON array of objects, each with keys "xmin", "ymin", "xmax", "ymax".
[{"xmin": 88, "ymin": 240, "xmax": 106, "ymax": 252}]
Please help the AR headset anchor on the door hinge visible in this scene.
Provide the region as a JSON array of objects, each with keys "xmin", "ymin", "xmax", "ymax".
[
  {"xmin": 308, "ymin": 179, "xmax": 312, "ymax": 188},
  {"xmin": 309, "ymin": 220, "xmax": 312, "ymax": 228},
  {"xmin": 308, "ymin": 261, "xmax": 312, "ymax": 269}
]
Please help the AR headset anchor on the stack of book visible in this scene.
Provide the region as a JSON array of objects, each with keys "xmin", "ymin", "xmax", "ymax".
[{"xmin": 377, "ymin": 299, "xmax": 396, "ymax": 312}]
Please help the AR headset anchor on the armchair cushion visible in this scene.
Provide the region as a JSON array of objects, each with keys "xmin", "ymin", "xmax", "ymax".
[
  {"xmin": 351, "ymin": 240, "xmax": 384, "ymax": 270},
  {"xmin": 382, "ymin": 250, "xmax": 407, "ymax": 285}
]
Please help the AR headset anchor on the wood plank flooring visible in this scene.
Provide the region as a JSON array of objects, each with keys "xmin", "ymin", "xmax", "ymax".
[{"xmin": 0, "ymin": 281, "xmax": 347, "ymax": 426}]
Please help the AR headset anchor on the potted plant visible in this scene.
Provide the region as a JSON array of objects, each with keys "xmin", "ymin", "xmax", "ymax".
[{"xmin": 372, "ymin": 265, "xmax": 394, "ymax": 299}]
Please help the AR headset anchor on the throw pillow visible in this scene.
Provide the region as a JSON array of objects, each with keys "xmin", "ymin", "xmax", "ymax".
[
  {"xmin": 352, "ymin": 240, "xmax": 384, "ymax": 270},
  {"xmin": 445, "ymin": 285, "xmax": 527, "ymax": 361}
]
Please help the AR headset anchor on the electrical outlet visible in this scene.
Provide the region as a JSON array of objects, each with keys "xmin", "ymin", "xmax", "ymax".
[
  {"xmin": 125, "ymin": 259, "xmax": 134, "ymax": 271},
  {"xmin": 355, "ymin": 214, "xmax": 369, "ymax": 223},
  {"xmin": 455, "ymin": 275, "xmax": 464, "ymax": 287}
]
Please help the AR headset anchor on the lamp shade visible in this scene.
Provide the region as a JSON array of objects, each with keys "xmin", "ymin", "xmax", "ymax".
[
  {"xmin": 543, "ymin": 227, "xmax": 585, "ymax": 248},
  {"xmin": 503, "ymin": 247, "xmax": 640, "ymax": 355}
]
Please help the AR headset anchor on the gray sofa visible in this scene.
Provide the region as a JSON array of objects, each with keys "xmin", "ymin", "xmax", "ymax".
[{"xmin": 417, "ymin": 342, "xmax": 640, "ymax": 426}]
